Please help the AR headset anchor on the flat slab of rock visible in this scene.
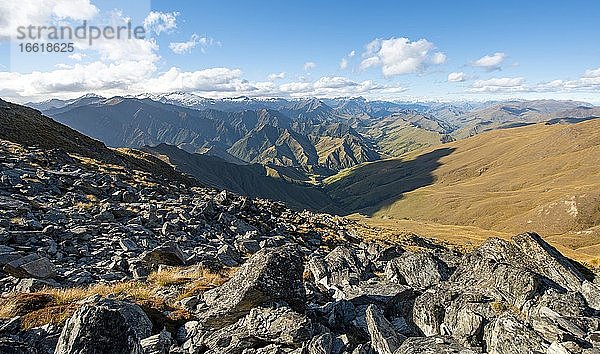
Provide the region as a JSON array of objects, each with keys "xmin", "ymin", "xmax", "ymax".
[
  {"xmin": 3, "ymin": 254, "xmax": 56, "ymax": 279},
  {"xmin": 142, "ymin": 241, "xmax": 186, "ymax": 266}
]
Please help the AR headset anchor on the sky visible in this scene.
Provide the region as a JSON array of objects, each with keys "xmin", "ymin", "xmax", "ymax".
[{"xmin": 0, "ymin": 0, "xmax": 599, "ymax": 103}]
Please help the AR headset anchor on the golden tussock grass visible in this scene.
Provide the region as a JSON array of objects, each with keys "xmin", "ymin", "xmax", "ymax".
[{"xmin": 0, "ymin": 265, "xmax": 236, "ymax": 329}]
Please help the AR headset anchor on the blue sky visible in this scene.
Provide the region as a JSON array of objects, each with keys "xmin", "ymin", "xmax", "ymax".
[{"xmin": 1, "ymin": 0, "xmax": 599, "ymax": 103}]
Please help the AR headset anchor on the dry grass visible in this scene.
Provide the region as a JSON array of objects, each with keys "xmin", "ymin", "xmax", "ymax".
[
  {"xmin": 9, "ymin": 217, "xmax": 24, "ymax": 225},
  {"xmin": 73, "ymin": 202, "xmax": 94, "ymax": 211},
  {"xmin": 0, "ymin": 265, "xmax": 235, "ymax": 329},
  {"xmin": 328, "ymin": 121, "xmax": 600, "ymax": 262}
]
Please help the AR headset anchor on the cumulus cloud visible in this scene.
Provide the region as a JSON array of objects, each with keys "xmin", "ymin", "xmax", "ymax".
[
  {"xmin": 339, "ymin": 58, "xmax": 348, "ymax": 70},
  {"xmin": 531, "ymin": 67, "xmax": 600, "ymax": 92},
  {"xmin": 339, "ymin": 50, "xmax": 356, "ymax": 70},
  {"xmin": 143, "ymin": 11, "xmax": 178, "ymax": 35},
  {"xmin": 447, "ymin": 72, "xmax": 467, "ymax": 82},
  {"xmin": 360, "ymin": 37, "xmax": 446, "ymax": 76},
  {"xmin": 469, "ymin": 77, "xmax": 526, "ymax": 92},
  {"xmin": 279, "ymin": 76, "xmax": 405, "ymax": 98},
  {"xmin": 583, "ymin": 67, "xmax": 600, "ymax": 78},
  {"xmin": 267, "ymin": 72, "xmax": 286, "ymax": 81},
  {"xmin": 52, "ymin": 0, "xmax": 98, "ymax": 20},
  {"xmin": 303, "ymin": 61, "xmax": 316, "ymax": 71},
  {"xmin": 0, "ymin": 0, "xmax": 98, "ymax": 40},
  {"xmin": 465, "ymin": 67, "xmax": 600, "ymax": 95},
  {"xmin": 471, "ymin": 52, "xmax": 506, "ymax": 71},
  {"xmin": 139, "ymin": 67, "xmax": 246, "ymax": 93},
  {"xmin": 169, "ymin": 34, "xmax": 217, "ymax": 54}
]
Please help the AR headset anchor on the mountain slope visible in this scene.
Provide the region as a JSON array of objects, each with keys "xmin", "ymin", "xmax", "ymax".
[
  {"xmin": 325, "ymin": 119, "xmax": 600, "ymax": 259},
  {"xmin": 144, "ymin": 144, "xmax": 335, "ymax": 211},
  {"xmin": 0, "ymin": 98, "xmax": 197, "ymax": 186}
]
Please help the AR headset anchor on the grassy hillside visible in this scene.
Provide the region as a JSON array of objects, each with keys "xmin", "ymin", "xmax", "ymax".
[{"xmin": 326, "ymin": 119, "xmax": 600, "ymax": 262}]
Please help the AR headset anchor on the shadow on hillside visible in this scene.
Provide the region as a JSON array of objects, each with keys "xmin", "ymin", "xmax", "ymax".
[{"xmin": 324, "ymin": 147, "xmax": 455, "ymax": 215}]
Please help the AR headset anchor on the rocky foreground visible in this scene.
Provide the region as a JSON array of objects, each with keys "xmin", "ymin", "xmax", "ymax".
[{"xmin": 0, "ymin": 137, "xmax": 599, "ymax": 354}]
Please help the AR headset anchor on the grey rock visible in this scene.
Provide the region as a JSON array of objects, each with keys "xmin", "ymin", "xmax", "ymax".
[
  {"xmin": 512, "ymin": 233, "xmax": 587, "ymax": 292},
  {"xmin": 161, "ymin": 221, "xmax": 179, "ymax": 236},
  {"xmin": 142, "ymin": 241, "xmax": 186, "ymax": 266},
  {"xmin": 202, "ymin": 244, "xmax": 306, "ymax": 327},
  {"xmin": 203, "ymin": 305, "xmax": 313, "ymax": 352},
  {"xmin": 385, "ymin": 251, "xmax": 450, "ymax": 289},
  {"xmin": 3, "ymin": 254, "xmax": 56, "ymax": 279},
  {"xmin": 217, "ymin": 244, "xmax": 241, "ymax": 267},
  {"xmin": 0, "ymin": 251, "xmax": 21, "ymax": 266},
  {"xmin": 365, "ymin": 304, "xmax": 404, "ymax": 354},
  {"xmin": 140, "ymin": 329, "xmax": 172, "ymax": 354},
  {"xmin": 307, "ymin": 333, "xmax": 333, "ymax": 354},
  {"xmin": 119, "ymin": 238, "xmax": 138, "ymax": 252},
  {"xmin": 54, "ymin": 299, "xmax": 152, "ymax": 354},
  {"xmin": 484, "ymin": 314, "xmax": 548, "ymax": 354},
  {"xmin": 395, "ymin": 336, "xmax": 478, "ymax": 354},
  {"xmin": 15, "ymin": 278, "xmax": 60, "ymax": 292},
  {"xmin": 308, "ymin": 246, "xmax": 370, "ymax": 290}
]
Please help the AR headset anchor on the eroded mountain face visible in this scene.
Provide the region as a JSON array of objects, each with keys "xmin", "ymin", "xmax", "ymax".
[{"xmin": 0, "ymin": 99, "xmax": 599, "ymax": 353}]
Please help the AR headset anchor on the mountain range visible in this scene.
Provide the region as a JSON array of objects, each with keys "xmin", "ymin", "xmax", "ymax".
[
  {"xmin": 21, "ymin": 93, "xmax": 600, "ymax": 262},
  {"xmin": 3, "ymin": 96, "xmax": 600, "ymax": 353}
]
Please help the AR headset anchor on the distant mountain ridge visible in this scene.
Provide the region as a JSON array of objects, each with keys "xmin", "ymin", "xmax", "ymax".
[{"xmin": 26, "ymin": 94, "xmax": 600, "ymax": 181}]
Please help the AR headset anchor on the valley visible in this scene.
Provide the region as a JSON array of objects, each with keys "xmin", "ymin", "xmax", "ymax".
[
  {"xmin": 26, "ymin": 94, "xmax": 600, "ymax": 263},
  {"xmin": 1, "ymin": 95, "xmax": 599, "ymax": 353}
]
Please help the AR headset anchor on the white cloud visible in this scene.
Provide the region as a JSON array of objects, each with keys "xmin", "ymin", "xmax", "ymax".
[
  {"xmin": 0, "ymin": 0, "xmax": 98, "ymax": 40},
  {"xmin": 169, "ymin": 34, "xmax": 217, "ymax": 54},
  {"xmin": 447, "ymin": 71, "xmax": 467, "ymax": 82},
  {"xmin": 313, "ymin": 76, "xmax": 358, "ymax": 89},
  {"xmin": 471, "ymin": 52, "xmax": 506, "ymax": 71},
  {"xmin": 68, "ymin": 53, "xmax": 86, "ymax": 61},
  {"xmin": 431, "ymin": 52, "xmax": 447, "ymax": 65},
  {"xmin": 140, "ymin": 67, "xmax": 246, "ymax": 93},
  {"xmin": 339, "ymin": 58, "xmax": 348, "ymax": 70},
  {"xmin": 143, "ymin": 11, "xmax": 178, "ymax": 35},
  {"xmin": 583, "ymin": 67, "xmax": 600, "ymax": 78},
  {"xmin": 278, "ymin": 76, "xmax": 404, "ymax": 98},
  {"xmin": 267, "ymin": 72, "xmax": 286, "ymax": 81},
  {"xmin": 469, "ymin": 77, "xmax": 526, "ymax": 92},
  {"xmin": 52, "ymin": 0, "xmax": 98, "ymax": 20},
  {"xmin": 303, "ymin": 61, "xmax": 316, "ymax": 71},
  {"xmin": 348, "ymin": 50, "xmax": 356, "ymax": 57},
  {"xmin": 360, "ymin": 37, "xmax": 446, "ymax": 76}
]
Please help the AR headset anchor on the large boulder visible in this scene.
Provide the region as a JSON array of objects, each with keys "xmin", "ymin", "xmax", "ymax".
[
  {"xmin": 385, "ymin": 251, "xmax": 450, "ymax": 289},
  {"xmin": 54, "ymin": 299, "xmax": 152, "ymax": 354},
  {"xmin": 511, "ymin": 232, "xmax": 587, "ymax": 292},
  {"xmin": 201, "ymin": 244, "xmax": 306, "ymax": 327},
  {"xmin": 450, "ymin": 237, "xmax": 547, "ymax": 307}
]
